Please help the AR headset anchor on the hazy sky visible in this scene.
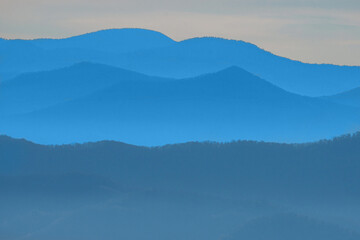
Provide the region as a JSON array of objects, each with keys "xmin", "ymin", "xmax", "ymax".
[{"xmin": 1, "ymin": 0, "xmax": 359, "ymax": 65}]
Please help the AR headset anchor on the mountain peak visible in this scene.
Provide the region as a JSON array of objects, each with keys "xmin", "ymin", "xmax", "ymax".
[
  {"xmin": 206, "ymin": 66, "xmax": 260, "ymax": 81},
  {"xmin": 218, "ymin": 65, "xmax": 253, "ymax": 74},
  {"xmin": 30, "ymin": 28, "xmax": 176, "ymax": 53},
  {"xmin": 72, "ymin": 28, "xmax": 175, "ymax": 42}
]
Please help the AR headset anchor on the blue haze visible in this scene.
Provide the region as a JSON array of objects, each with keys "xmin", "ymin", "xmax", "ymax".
[
  {"xmin": 1, "ymin": 134, "xmax": 360, "ymax": 239},
  {"xmin": 1, "ymin": 62, "xmax": 360, "ymax": 145},
  {"xmin": 1, "ymin": 28, "xmax": 360, "ymax": 240},
  {"xmin": 1, "ymin": 28, "xmax": 360, "ymax": 96}
]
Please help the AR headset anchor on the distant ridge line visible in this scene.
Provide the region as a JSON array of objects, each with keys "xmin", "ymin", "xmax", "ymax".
[
  {"xmin": 1, "ymin": 131, "xmax": 359, "ymax": 148},
  {"xmin": 2, "ymin": 28, "xmax": 359, "ymax": 68}
]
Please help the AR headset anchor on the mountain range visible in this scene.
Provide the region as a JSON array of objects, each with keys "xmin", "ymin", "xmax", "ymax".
[
  {"xmin": 2, "ymin": 27, "xmax": 360, "ymax": 240},
  {"xmin": 2, "ymin": 133, "xmax": 360, "ymax": 196},
  {"xmin": 1, "ymin": 62, "xmax": 360, "ymax": 145},
  {"xmin": 2, "ymin": 28, "xmax": 360, "ymax": 96},
  {"xmin": 1, "ymin": 134, "xmax": 360, "ymax": 240},
  {"xmin": 325, "ymin": 87, "xmax": 360, "ymax": 108}
]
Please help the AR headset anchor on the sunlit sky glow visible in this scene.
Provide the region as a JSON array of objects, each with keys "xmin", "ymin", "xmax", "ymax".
[{"xmin": 1, "ymin": 0, "xmax": 359, "ymax": 65}]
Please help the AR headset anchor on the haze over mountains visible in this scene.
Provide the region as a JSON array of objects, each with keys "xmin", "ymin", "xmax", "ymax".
[
  {"xmin": 1, "ymin": 62, "xmax": 360, "ymax": 145},
  {"xmin": 2, "ymin": 134, "xmax": 360, "ymax": 240},
  {"xmin": 2, "ymin": 27, "xmax": 360, "ymax": 240},
  {"xmin": 0, "ymin": 63, "xmax": 158, "ymax": 115},
  {"xmin": 1, "ymin": 28, "xmax": 360, "ymax": 96},
  {"xmin": 325, "ymin": 87, "xmax": 360, "ymax": 108}
]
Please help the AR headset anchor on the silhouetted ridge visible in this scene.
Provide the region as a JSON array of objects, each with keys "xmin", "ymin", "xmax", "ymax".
[
  {"xmin": 324, "ymin": 86, "xmax": 360, "ymax": 108},
  {"xmin": 2, "ymin": 28, "xmax": 360, "ymax": 240},
  {"xmin": 2, "ymin": 132, "xmax": 360, "ymax": 196},
  {"xmin": 68, "ymin": 28, "xmax": 174, "ymax": 40},
  {"xmin": 2, "ymin": 28, "xmax": 360, "ymax": 95},
  {"xmin": 32, "ymin": 28, "xmax": 176, "ymax": 52},
  {"xmin": 208, "ymin": 65, "xmax": 258, "ymax": 78},
  {"xmin": 2, "ymin": 131, "xmax": 360, "ymax": 147},
  {"xmin": 0, "ymin": 62, "xmax": 163, "ymax": 115},
  {"xmin": 2, "ymin": 61, "xmax": 360, "ymax": 145},
  {"xmin": 186, "ymin": 66, "xmax": 294, "ymax": 99},
  {"xmin": 180, "ymin": 37, "xmax": 264, "ymax": 52},
  {"xmin": 57, "ymin": 61, "xmax": 143, "ymax": 75},
  {"xmin": 2, "ymin": 133, "xmax": 360, "ymax": 239},
  {"xmin": 200, "ymin": 65, "xmax": 276, "ymax": 86}
]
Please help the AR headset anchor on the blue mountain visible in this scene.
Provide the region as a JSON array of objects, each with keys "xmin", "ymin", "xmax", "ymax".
[
  {"xmin": 116, "ymin": 37, "xmax": 360, "ymax": 96},
  {"xmin": 1, "ymin": 63, "xmax": 359, "ymax": 145},
  {"xmin": 324, "ymin": 87, "xmax": 360, "ymax": 108},
  {"xmin": 2, "ymin": 133, "xmax": 360, "ymax": 240},
  {"xmin": 0, "ymin": 28, "xmax": 174, "ymax": 81},
  {"xmin": 31, "ymin": 28, "xmax": 176, "ymax": 52},
  {"xmin": 0, "ymin": 62, "xmax": 164, "ymax": 115},
  {"xmin": 1, "ymin": 29, "xmax": 360, "ymax": 96}
]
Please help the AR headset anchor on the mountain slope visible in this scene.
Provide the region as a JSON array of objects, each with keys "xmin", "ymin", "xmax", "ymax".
[
  {"xmin": 2, "ymin": 132, "xmax": 360, "ymax": 197},
  {"xmin": 2, "ymin": 29, "xmax": 360, "ymax": 95},
  {"xmin": 1, "ymin": 63, "xmax": 359, "ymax": 145},
  {"xmin": 0, "ymin": 28, "xmax": 175, "ymax": 81},
  {"xmin": 116, "ymin": 37, "xmax": 360, "ymax": 96},
  {"xmin": 2, "ymin": 134, "xmax": 360, "ymax": 240},
  {"xmin": 324, "ymin": 87, "xmax": 360, "ymax": 108},
  {"xmin": 0, "ymin": 62, "xmax": 165, "ymax": 115},
  {"xmin": 31, "ymin": 28, "xmax": 176, "ymax": 52}
]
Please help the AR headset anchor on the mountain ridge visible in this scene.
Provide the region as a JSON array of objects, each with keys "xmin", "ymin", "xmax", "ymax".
[
  {"xmin": 324, "ymin": 87, "xmax": 360, "ymax": 108},
  {"xmin": 1, "ymin": 130, "xmax": 360, "ymax": 148},
  {"xmin": 4, "ymin": 30, "xmax": 358, "ymax": 67},
  {"xmin": 0, "ymin": 62, "xmax": 172, "ymax": 115},
  {"xmin": 2, "ymin": 28, "xmax": 360, "ymax": 96},
  {"xmin": 1, "ymin": 62, "xmax": 359, "ymax": 145},
  {"xmin": 2, "ymin": 131, "xmax": 360, "ymax": 197}
]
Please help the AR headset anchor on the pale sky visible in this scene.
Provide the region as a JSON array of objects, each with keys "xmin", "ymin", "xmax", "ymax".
[{"xmin": 1, "ymin": 0, "xmax": 359, "ymax": 65}]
